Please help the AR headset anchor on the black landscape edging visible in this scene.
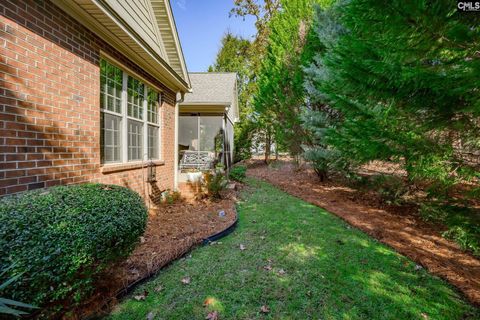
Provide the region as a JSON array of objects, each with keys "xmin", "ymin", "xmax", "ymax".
[
  {"xmin": 110, "ymin": 207, "xmax": 239, "ymax": 305},
  {"xmin": 202, "ymin": 207, "xmax": 239, "ymax": 245}
]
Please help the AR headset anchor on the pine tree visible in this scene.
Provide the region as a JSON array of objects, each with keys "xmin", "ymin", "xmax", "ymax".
[
  {"xmin": 254, "ymin": 0, "xmax": 333, "ymax": 160},
  {"xmin": 304, "ymin": 0, "xmax": 480, "ymax": 194}
]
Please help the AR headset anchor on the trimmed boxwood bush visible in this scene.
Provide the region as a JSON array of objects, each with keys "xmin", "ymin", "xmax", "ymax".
[{"xmin": 0, "ymin": 183, "xmax": 147, "ymax": 313}]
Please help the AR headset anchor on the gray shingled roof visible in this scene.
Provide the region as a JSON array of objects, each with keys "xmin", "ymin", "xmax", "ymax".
[{"xmin": 182, "ymin": 72, "xmax": 237, "ymax": 105}]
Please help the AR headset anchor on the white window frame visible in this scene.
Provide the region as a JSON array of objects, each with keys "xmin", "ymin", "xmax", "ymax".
[
  {"xmin": 146, "ymin": 88, "xmax": 161, "ymax": 160},
  {"xmin": 100, "ymin": 58, "xmax": 162, "ymax": 165}
]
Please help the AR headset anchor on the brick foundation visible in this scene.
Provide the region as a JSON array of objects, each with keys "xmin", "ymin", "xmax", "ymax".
[{"xmin": 0, "ymin": 0, "xmax": 177, "ymax": 205}]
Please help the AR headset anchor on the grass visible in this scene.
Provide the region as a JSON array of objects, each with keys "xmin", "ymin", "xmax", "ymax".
[{"xmin": 108, "ymin": 178, "xmax": 479, "ymax": 319}]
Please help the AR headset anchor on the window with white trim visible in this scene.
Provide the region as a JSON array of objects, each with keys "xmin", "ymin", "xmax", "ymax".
[
  {"xmin": 147, "ymin": 90, "xmax": 160, "ymax": 159},
  {"xmin": 100, "ymin": 59, "xmax": 161, "ymax": 164}
]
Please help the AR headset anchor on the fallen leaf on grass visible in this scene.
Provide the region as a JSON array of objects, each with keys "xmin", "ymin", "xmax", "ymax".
[
  {"xmin": 154, "ymin": 285, "xmax": 163, "ymax": 292},
  {"xmin": 203, "ymin": 297, "xmax": 215, "ymax": 307},
  {"xmin": 263, "ymin": 265, "xmax": 272, "ymax": 271},
  {"xmin": 277, "ymin": 269, "xmax": 286, "ymax": 276},
  {"xmin": 421, "ymin": 313, "xmax": 429, "ymax": 319},
  {"xmin": 133, "ymin": 290, "xmax": 149, "ymax": 301},
  {"xmin": 239, "ymin": 244, "xmax": 246, "ymax": 251},
  {"xmin": 181, "ymin": 277, "xmax": 191, "ymax": 285},
  {"xmin": 260, "ymin": 236, "xmax": 265, "ymax": 240},
  {"xmin": 206, "ymin": 311, "xmax": 219, "ymax": 320},
  {"xmin": 146, "ymin": 311, "xmax": 155, "ymax": 320},
  {"xmin": 260, "ymin": 305, "xmax": 270, "ymax": 313}
]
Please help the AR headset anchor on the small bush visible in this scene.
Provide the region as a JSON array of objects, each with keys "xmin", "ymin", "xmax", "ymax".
[
  {"xmin": 161, "ymin": 189, "xmax": 182, "ymax": 204},
  {"xmin": 203, "ymin": 170, "xmax": 228, "ymax": 199},
  {"xmin": 443, "ymin": 226, "xmax": 480, "ymax": 257},
  {"xmin": 368, "ymin": 174, "xmax": 408, "ymax": 205},
  {"xmin": 229, "ymin": 165, "xmax": 247, "ymax": 182},
  {"xmin": 420, "ymin": 203, "xmax": 480, "ymax": 256},
  {"xmin": 0, "ymin": 183, "xmax": 147, "ymax": 314}
]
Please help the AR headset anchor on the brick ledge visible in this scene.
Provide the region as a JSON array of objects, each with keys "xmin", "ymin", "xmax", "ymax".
[{"xmin": 101, "ymin": 160, "xmax": 165, "ymax": 174}]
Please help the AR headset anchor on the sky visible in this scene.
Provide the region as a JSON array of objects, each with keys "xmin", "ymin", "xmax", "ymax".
[{"xmin": 171, "ymin": 0, "xmax": 257, "ymax": 72}]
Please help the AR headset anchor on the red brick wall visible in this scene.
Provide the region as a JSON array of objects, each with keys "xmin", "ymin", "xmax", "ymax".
[{"xmin": 0, "ymin": 0, "xmax": 177, "ymax": 205}]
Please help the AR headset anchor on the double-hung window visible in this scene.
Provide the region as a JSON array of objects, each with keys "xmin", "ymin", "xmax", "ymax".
[
  {"xmin": 100, "ymin": 60, "xmax": 122, "ymax": 163},
  {"xmin": 147, "ymin": 90, "xmax": 160, "ymax": 160},
  {"xmin": 127, "ymin": 76, "xmax": 144, "ymax": 161},
  {"xmin": 100, "ymin": 59, "xmax": 161, "ymax": 164}
]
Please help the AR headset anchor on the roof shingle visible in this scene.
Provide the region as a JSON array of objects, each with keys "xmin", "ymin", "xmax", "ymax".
[{"xmin": 182, "ymin": 72, "xmax": 237, "ymax": 105}]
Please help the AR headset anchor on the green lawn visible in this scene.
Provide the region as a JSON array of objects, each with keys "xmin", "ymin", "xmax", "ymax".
[{"xmin": 108, "ymin": 179, "xmax": 478, "ymax": 320}]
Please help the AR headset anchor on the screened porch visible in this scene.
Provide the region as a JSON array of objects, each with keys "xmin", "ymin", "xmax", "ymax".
[{"xmin": 178, "ymin": 114, "xmax": 233, "ymax": 171}]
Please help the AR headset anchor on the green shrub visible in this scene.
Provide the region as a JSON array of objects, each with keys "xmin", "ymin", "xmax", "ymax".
[
  {"xmin": 161, "ymin": 189, "xmax": 182, "ymax": 204},
  {"xmin": 0, "ymin": 183, "xmax": 147, "ymax": 315},
  {"xmin": 368, "ymin": 174, "xmax": 408, "ymax": 205},
  {"xmin": 443, "ymin": 226, "xmax": 480, "ymax": 257},
  {"xmin": 229, "ymin": 165, "xmax": 247, "ymax": 182},
  {"xmin": 203, "ymin": 170, "xmax": 228, "ymax": 199},
  {"xmin": 420, "ymin": 203, "xmax": 480, "ymax": 256}
]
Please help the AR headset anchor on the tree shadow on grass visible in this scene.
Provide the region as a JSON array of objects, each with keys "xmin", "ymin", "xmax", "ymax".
[
  {"xmin": 109, "ymin": 179, "xmax": 479, "ymax": 320},
  {"xmin": 231, "ymin": 179, "xmax": 478, "ymax": 319}
]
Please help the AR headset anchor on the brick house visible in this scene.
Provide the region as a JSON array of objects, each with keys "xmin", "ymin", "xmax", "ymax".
[{"xmin": 0, "ymin": 0, "xmax": 193, "ymax": 205}]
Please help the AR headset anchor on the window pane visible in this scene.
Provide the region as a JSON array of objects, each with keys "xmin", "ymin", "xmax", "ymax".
[
  {"xmin": 100, "ymin": 59, "xmax": 122, "ymax": 114},
  {"xmin": 127, "ymin": 76, "xmax": 144, "ymax": 120},
  {"xmin": 148, "ymin": 125, "xmax": 159, "ymax": 159},
  {"xmin": 147, "ymin": 89, "xmax": 160, "ymax": 124},
  {"xmin": 128, "ymin": 119, "xmax": 143, "ymax": 161},
  {"xmin": 101, "ymin": 113, "xmax": 121, "ymax": 163}
]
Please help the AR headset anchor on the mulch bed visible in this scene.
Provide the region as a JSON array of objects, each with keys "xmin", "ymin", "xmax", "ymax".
[
  {"xmin": 247, "ymin": 159, "xmax": 480, "ymax": 307},
  {"xmin": 70, "ymin": 189, "xmax": 238, "ymax": 319}
]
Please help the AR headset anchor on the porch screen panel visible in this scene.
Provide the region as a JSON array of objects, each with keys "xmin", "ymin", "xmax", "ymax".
[
  {"xmin": 226, "ymin": 119, "xmax": 234, "ymax": 168},
  {"xmin": 179, "ymin": 116, "xmax": 198, "ymax": 151},
  {"xmin": 199, "ymin": 116, "xmax": 223, "ymax": 152}
]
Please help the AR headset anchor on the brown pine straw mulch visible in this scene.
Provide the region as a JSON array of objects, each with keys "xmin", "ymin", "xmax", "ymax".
[
  {"xmin": 71, "ymin": 189, "xmax": 238, "ymax": 319},
  {"xmin": 247, "ymin": 159, "xmax": 480, "ymax": 307}
]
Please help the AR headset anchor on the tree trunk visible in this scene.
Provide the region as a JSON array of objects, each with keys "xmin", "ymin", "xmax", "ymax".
[{"xmin": 264, "ymin": 130, "xmax": 271, "ymax": 164}]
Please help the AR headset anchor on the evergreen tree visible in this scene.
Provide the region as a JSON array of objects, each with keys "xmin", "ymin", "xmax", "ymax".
[
  {"xmin": 254, "ymin": 0, "xmax": 332, "ymax": 160},
  {"xmin": 305, "ymin": 0, "xmax": 480, "ymax": 195}
]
